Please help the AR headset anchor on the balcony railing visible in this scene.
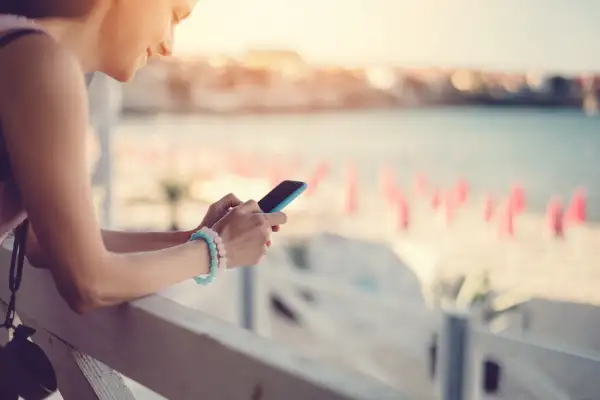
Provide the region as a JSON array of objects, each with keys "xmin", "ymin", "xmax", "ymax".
[
  {"xmin": 3, "ymin": 246, "xmax": 600, "ymax": 399},
  {"xmin": 0, "ymin": 248, "xmax": 404, "ymax": 400}
]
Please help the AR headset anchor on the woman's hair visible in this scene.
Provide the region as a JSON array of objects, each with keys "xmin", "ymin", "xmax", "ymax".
[{"xmin": 0, "ymin": 0, "xmax": 94, "ymax": 19}]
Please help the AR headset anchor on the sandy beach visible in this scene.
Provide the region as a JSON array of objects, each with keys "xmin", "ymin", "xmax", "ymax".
[{"xmin": 108, "ymin": 134, "xmax": 600, "ymax": 306}]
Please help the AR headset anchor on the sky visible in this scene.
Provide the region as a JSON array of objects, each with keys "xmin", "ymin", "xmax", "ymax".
[{"xmin": 174, "ymin": 0, "xmax": 600, "ymax": 73}]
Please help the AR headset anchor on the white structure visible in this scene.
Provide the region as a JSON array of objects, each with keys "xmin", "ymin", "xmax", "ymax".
[
  {"xmin": 0, "ymin": 250, "xmax": 403, "ymax": 399},
  {"xmin": 88, "ymin": 73, "xmax": 122, "ymax": 228}
]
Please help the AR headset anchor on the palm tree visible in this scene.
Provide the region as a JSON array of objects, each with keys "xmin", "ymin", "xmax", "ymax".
[
  {"xmin": 166, "ymin": 66, "xmax": 193, "ymax": 113},
  {"xmin": 161, "ymin": 178, "xmax": 187, "ymax": 231}
]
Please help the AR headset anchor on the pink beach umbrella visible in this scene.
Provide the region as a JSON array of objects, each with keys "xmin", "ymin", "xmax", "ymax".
[
  {"xmin": 566, "ymin": 188, "xmax": 587, "ymax": 225},
  {"xmin": 546, "ymin": 198, "xmax": 565, "ymax": 237},
  {"xmin": 397, "ymin": 195, "xmax": 409, "ymax": 231},
  {"xmin": 454, "ymin": 179, "xmax": 469, "ymax": 205},
  {"xmin": 345, "ymin": 164, "xmax": 358, "ymax": 215},
  {"xmin": 483, "ymin": 196, "xmax": 495, "ymax": 222},
  {"xmin": 509, "ymin": 185, "xmax": 526, "ymax": 214}
]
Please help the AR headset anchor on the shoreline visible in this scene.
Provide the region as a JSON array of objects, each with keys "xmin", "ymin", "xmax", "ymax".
[{"xmin": 121, "ymin": 101, "xmax": 590, "ymax": 118}]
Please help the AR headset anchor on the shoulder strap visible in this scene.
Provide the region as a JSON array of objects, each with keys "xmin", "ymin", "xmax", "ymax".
[{"xmin": 0, "ymin": 28, "xmax": 45, "ymax": 49}]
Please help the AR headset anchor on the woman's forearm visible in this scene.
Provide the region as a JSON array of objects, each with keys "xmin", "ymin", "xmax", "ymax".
[
  {"xmin": 29, "ymin": 228, "xmax": 211, "ymax": 313},
  {"xmin": 26, "ymin": 228, "xmax": 192, "ymax": 268},
  {"xmin": 61, "ymin": 240, "xmax": 211, "ymax": 313},
  {"xmin": 99, "ymin": 240, "xmax": 209, "ymax": 308},
  {"xmin": 101, "ymin": 229, "xmax": 191, "ymax": 253}
]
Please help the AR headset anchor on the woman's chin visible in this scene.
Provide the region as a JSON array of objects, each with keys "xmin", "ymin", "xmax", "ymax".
[
  {"xmin": 99, "ymin": 54, "xmax": 149, "ymax": 82},
  {"xmin": 106, "ymin": 65, "xmax": 139, "ymax": 83}
]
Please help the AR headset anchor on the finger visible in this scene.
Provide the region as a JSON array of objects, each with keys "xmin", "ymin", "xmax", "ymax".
[
  {"xmin": 266, "ymin": 240, "xmax": 272, "ymax": 247},
  {"xmin": 238, "ymin": 200, "xmax": 262, "ymax": 214},
  {"xmin": 220, "ymin": 193, "xmax": 243, "ymax": 209},
  {"xmin": 263, "ymin": 245, "xmax": 268, "ymax": 255},
  {"xmin": 264, "ymin": 211, "xmax": 287, "ymax": 227},
  {"xmin": 271, "ymin": 225, "xmax": 280, "ymax": 232}
]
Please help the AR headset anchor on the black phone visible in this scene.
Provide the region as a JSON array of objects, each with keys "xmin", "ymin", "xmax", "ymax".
[{"xmin": 258, "ymin": 180, "xmax": 307, "ymax": 213}]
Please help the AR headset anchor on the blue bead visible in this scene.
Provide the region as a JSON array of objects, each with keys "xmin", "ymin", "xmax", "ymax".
[
  {"xmin": 194, "ymin": 275, "xmax": 214, "ymax": 285},
  {"xmin": 189, "ymin": 229, "xmax": 220, "ymax": 286}
]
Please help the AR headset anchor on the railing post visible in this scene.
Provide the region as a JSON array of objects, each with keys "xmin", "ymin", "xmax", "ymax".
[
  {"xmin": 437, "ymin": 310, "xmax": 470, "ymax": 400},
  {"xmin": 241, "ymin": 267, "xmax": 255, "ymax": 331},
  {"xmin": 240, "ymin": 266, "xmax": 271, "ymax": 337}
]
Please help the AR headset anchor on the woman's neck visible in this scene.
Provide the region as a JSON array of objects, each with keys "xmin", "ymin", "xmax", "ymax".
[{"xmin": 35, "ymin": 17, "xmax": 102, "ymax": 73}]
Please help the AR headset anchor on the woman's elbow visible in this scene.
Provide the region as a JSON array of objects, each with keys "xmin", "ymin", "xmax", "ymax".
[
  {"xmin": 55, "ymin": 271, "xmax": 106, "ymax": 315},
  {"xmin": 66, "ymin": 290, "xmax": 102, "ymax": 315},
  {"xmin": 25, "ymin": 232, "xmax": 113, "ymax": 314}
]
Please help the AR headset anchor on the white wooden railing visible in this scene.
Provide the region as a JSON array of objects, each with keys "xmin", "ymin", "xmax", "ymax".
[
  {"xmin": 4, "ymin": 246, "xmax": 600, "ymax": 399},
  {"xmin": 0, "ymin": 249, "xmax": 404, "ymax": 400},
  {"xmin": 438, "ymin": 311, "xmax": 600, "ymax": 400}
]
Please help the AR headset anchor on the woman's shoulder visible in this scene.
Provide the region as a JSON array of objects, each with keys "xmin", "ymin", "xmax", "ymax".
[
  {"xmin": 0, "ymin": 18, "xmax": 82, "ymax": 103},
  {"xmin": 0, "ymin": 14, "xmax": 60, "ymax": 65},
  {"xmin": 0, "ymin": 17, "xmax": 86, "ymax": 151}
]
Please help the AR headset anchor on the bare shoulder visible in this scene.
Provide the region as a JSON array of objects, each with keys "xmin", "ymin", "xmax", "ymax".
[
  {"xmin": 0, "ymin": 32, "xmax": 90, "ymax": 146},
  {"xmin": 0, "ymin": 32, "xmax": 87, "ymax": 112}
]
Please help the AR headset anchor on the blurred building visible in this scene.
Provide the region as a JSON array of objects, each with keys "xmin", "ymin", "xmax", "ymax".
[
  {"xmin": 240, "ymin": 49, "xmax": 308, "ymax": 75},
  {"xmin": 120, "ymin": 50, "xmax": 589, "ymax": 115}
]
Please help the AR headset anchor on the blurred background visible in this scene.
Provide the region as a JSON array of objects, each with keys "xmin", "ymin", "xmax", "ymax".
[{"xmin": 87, "ymin": 1, "xmax": 600, "ymax": 398}]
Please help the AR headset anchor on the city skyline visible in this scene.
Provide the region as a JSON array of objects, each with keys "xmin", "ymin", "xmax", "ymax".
[{"xmin": 174, "ymin": 0, "xmax": 600, "ymax": 74}]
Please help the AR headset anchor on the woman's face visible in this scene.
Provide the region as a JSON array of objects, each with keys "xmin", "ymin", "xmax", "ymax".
[{"xmin": 100, "ymin": 0, "xmax": 195, "ymax": 82}]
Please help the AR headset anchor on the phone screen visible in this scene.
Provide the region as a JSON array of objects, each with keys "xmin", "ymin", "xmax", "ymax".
[{"xmin": 258, "ymin": 180, "xmax": 306, "ymax": 212}]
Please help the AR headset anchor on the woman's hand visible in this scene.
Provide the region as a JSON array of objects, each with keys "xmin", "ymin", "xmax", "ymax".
[
  {"xmin": 198, "ymin": 193, "xmax": 281, "ymax": 233},
  {"xmin": 199, "ymin": 193, "xmax": 243, "ymax": 229},
  {"xmin": 213, "ymin": 200, "xmax": 287, "ymax": 268}
]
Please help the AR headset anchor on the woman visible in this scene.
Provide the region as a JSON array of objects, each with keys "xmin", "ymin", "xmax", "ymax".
[{"xmin": 0, "ymin": 0, "xmax": 287, "ymax": 314}]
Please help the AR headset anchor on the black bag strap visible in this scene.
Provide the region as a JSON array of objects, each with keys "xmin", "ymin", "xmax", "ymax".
[
  {"xmin": 0, "ymin": 28, "xmax": 45, "ymax": 49},
  {"xmin": 2, "ymin": 219, "xmax": 29, "ymax": 329}
]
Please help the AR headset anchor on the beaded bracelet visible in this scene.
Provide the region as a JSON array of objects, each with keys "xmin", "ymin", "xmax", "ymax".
[
  {"xmin": 200, "ymin": 227, "xmax": 228, "ymax": 271},
  {"xmin": 189, "ymin": 227, "xmax": 227, "ymax": 285}
]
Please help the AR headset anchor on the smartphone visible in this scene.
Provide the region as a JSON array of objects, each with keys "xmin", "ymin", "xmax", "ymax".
[{"xmin": 258, "ymin": 180, "xmax": 307, "ymax": 213}]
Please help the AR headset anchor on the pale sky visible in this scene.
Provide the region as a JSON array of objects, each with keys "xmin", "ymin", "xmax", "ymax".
[{"xmin": 174, "ymin": 0, "xmax": 600, "ymax": 73}]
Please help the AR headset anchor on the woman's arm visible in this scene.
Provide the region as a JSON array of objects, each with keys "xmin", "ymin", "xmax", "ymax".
[
  {"xmin": 0, "ymin": 36, "xmax": 211, "ymax": 314},
  {"xmin": 100, "ymin": 229, "xmax": 191, "ymax": 253},
  {"xmin": 27, "ymin": 229, "xmax": 191, "ymax": 267}
]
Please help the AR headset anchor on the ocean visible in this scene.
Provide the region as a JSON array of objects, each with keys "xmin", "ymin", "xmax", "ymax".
[{"xmin": 119, "ymin": 106, "xmax": 600, "ymax": 221}]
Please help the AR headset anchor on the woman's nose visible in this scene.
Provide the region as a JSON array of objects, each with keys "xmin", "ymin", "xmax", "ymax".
[{"xmin": 160, "ymin": 28, "xmax": 175, "ymax": 57}]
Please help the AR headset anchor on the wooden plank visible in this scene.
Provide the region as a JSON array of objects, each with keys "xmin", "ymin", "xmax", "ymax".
[
  {"xmin": 468, "ymin": 327, "xmax": 600, "ymax": 400},
  {"xmin": 0, "ymin": 249, "xmax": 404, "ymax": 400}
]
